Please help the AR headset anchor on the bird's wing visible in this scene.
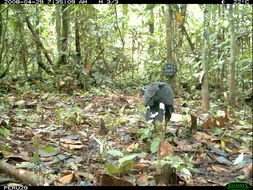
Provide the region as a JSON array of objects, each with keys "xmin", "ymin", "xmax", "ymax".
[
  {"xmin": 156, "ymin": 84, "xmax": 174, "ymax": 105},
  {"xmin": 143, "ymin": 83, "xmax": 159, "ymax": 106}
]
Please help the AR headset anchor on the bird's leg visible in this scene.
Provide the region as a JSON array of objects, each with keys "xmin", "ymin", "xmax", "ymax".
[
  {"xmin": 164, "ymin": 118, "xmax": 168, "ymax": 135},
  {"xmin": 152, "ymin": 120, "xmax": 157, "ymax": 133}
]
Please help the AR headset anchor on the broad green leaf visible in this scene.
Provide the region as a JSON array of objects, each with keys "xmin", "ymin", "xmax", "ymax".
[
  {"xmin": 150, "ymin": 137, "xmax": 161, "ymax": 154},
  {"xmin": 118, "ymin": 154, "xmax": 137, "ymax": 164},
  {"xmin": 119, "ymin": 160, "xmax": 134, "ymax": 173},
  {"xmin": 107, "ymin": 149, "xmax": 124, "ymax": 157},
  {"xmin": 106, "ymin": 163, "xmax": 121, "ymax": 175}
]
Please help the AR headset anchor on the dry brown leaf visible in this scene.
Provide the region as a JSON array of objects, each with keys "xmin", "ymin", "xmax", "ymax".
[
  {"xmin": 134, "ymin": 163, "xmax": 150, "ymax": 169},
  {"xmin": 96, "ymin": 173, "xmax": 134, "ymax": 186},
  {"xmin": 158, "ymin": 140, "xmax": 174, "ymax": 158},
  {"xmin": 201, "ymin": 112, "xmax": 229, "ymax": 129},
  {"xmin": 211, "ymin": 165, "xmax": 228, "ymax": 172},
  {"xmin": 8, "ymin": 96, "xmax": 16, "ymax": 101},
  {"xmin": 60, "ymin": 138, "xmax": 82, "ymax": 144},
  {"xmin": 98, "ymin": 118, "xmax": 108, "ymax": 135},
  {"xmin": 194, "ymin": 132, "xmax": 213, "ymax": 142},
  {"xmin": 58, "ymin": 173, "xmax": 75, "ymax": 184},
  {"xmin": 126, "ymin": 142, "xmax": 135, "ymax": 152},
  {"xmin": 3, "ymin": 152, "xmax": 30, "ymax": 161},
  {"xmin": 75, "ymin": 171, "xmax": 95, "ymax": 181},
  {"xmin": 242, "ymin": 163, "xmax": 252, "ymax": 179},
  {"xmin": 61, "ymin": 144, "xmax": 83, "ymax": 150}
]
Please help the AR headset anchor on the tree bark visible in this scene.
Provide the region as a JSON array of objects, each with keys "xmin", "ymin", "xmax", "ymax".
[
  {"xmin": 165, "ymin": 5, "xmax": 173, "ymax": 63},
  {"xmin": 201, "ymin": 4, "xmax": 211, "ymax": 113},
  {"xmin": 0, "ymin": 5, "xmax": 2, "ymax": 43},
  {"xmin": 59, "ymin": 4, "xmax": 69, "ymax": 65},
  {"xmin": 55, "ymin": 5, "xmax": 61, "ymax": 58},
  {"xmin": 35, "ymin": 5, "xmax": 43, "ymax": 75},
  {"xmin": 165, "ymin": 5, "xmax": 178, "ymax": 96},
  {"xmin": 149, "ymin": 7, "xmax": 154, "ymax": 35},
  {"xmin": 228, "ymin": 5, "xmax": 236, "ymax": 106},
  {"xmin": 75, "ymin": 11, "xmax": 81, "ymax": 65}
]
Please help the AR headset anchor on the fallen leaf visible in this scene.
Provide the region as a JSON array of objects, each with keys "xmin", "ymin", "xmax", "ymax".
[
  {"xmin": 158, "ymin": 140, "xmax": 174, "ymax": 158},
  {"xmin": 61, "ymin": 144, "xmax": 84, "ymax": 150},
  {"xmin": 60, "ymin": 138, "xmax": 82, "ymax": 144},
  {"xmin": 242, "ymin": 164, "xmax": 252, "ymax": 179},
  {"xmin": 194, "ymin": 132, "xmax": 213, "ymax": 142},
  {"xmin": 126, "ymin": 142, "xmax": 135, "ymax": 153},
  {"xmin": 96, "ymin": 173, "xmax": 134, "ymax": 186},
  {"xmin": 134, "ymin": 163, "xmax": 150, "ymax": 169},
  {"xmin": 216, "ymin": 156, "xmax": 233, "ymax": 165},
  {"xmin": 58, "ymin": 173, "xmax": 75, "ymax": 184},
  {"xmin": 211, "ymin": 165, "xmax": 228, "ymax": 172}
]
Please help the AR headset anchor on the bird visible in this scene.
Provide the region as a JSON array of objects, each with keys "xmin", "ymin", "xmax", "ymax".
[{"xmin": 143, "ymin": 82, "xmax": 174, "ymax": 134}]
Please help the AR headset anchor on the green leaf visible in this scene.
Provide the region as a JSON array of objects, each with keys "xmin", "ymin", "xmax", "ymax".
[
  {"xmin": 209, "ymin": 34, "xmax": 217, "ymax": 43},
  {"xmin": 118, "ymin": 154, "xmax": 137, "ymax": 164},
  {"xmin": 39, "ymin": 146, "xmax": 61, "ymax": 157},
  {"xmin": 223, "ymin": 20, "xmax": 229, "ymax": 28},
  {"xmin": 150, "ymin": 137, "xmax": 161, "ymax": 154},
  {"xmin": 106, "ymin": 163, "xmax": 121, "ymax": 175},
  {"xmin": 1, "ymin": 144, "xmax": 12, "ymax": 152},
  {"xmin": 32, "ymin": 151, "xmax": 40, "ymax": 163},
  {"xmin": 119, "ymin": 160, "xmax": 134, "ymax": 173},
  {"xmin": 0, "ymin": 127, "xmax": 10, "ymax": 138},
  {"xmin": 145, "ymin": 4, "xmax": 155, "ymax": 10},
  {"xmin": 238, "ymin": 120, "xmax": 252, "ymax": 128},
  {"xmin": 107, "ymin": 149, "xmax": 124, "ymax": 157},
  {"xmin": 16, "ymin": 162, "xmax": 36, "ymax": 169}
]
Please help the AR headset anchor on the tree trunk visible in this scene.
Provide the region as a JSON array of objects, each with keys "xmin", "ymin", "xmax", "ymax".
[
  {"xmin": 17, "ymin": 15, "xmax": 28, "ymax": 77},
  {"xmin": 149, "ymin": 8, "xmax": 154, "ymax": 35},
  {"xmin": 75, "ymin": 11, "xmax": 81, "ymax": 66},
  {"xmin": 122, "ymin": 4, "xmax": 128, "ymax": 31},
  {"xmin": 55, "ymin": 5, "xmax": 61, "ymax": 60},
  {"xmin": 165, "ymin": 5, "xmax": 173, "ymax": 63},
  {"xmin": 60, "ymin": 4, "xmax": 69, "ymax": 65},
  {"xmin": 0, "ymin": 5, "xmax": 2, "ymax": 43},
  {"xmin": 35, "ymin": 5, "xmax": 43, "ymax": 75},
  {"xmin": 201, "ymin": 4, "xmax": 211, "ymax": 113},
  {"xmin": 228, "ymin": 5, "xmax": 236, "ymax": 106},
  {"xmin": 165, "ymin": 5, "xmax": 178, "ymax": 96}
]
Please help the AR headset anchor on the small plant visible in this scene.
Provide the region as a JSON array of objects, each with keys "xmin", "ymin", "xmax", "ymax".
[
  {"xmin": 55, "ymin": 106, "xmax": 84, "ymax": 125},
  {"xmin": 153, "ymin": 155, "xmax": 196, "ymax": 174},
  {"xmin": 0, "ymin": 126, "xmax": 10, "ymax": 138},
  {"xmin": 32, "ymin": 137, "xmax": 41, "ymax": 163},
  {"xmin": 92, "ymin": 136, "xmax": 109, "ymax": 162}
]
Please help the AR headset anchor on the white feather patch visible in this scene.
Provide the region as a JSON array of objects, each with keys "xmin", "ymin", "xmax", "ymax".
[
  {"xmin": 159, "ymin": 103, "xmax": 165, "ymax": 110},
  {"xmin": 150, "ymin": 112, "xmax": 158, "ymax": 118}
]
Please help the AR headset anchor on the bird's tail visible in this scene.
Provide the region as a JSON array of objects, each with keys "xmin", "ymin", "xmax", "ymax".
[{"xmin": 145, "ymin": 103, "xmax": 165, "ymax": 122}]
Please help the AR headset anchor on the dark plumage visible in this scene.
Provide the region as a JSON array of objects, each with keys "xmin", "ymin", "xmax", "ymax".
[{"xmin": 143, "ymin": 82, "xmax": 174, "ymax": 133}]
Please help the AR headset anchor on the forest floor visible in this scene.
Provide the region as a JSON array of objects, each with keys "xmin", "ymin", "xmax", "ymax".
[{"xmin": 0, "ymin": 82, "xmax": 252, "ymax": 186}]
